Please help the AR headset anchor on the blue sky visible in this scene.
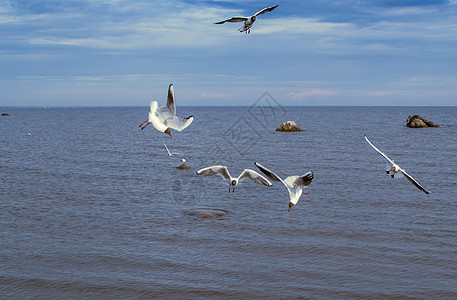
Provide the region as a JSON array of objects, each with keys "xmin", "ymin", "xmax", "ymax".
[{"xmin": 1, "ymin": 0, "xmax": 457, "ymax": 106}]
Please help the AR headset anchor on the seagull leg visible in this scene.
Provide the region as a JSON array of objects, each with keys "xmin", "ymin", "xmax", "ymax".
[
  {"xmin": 140, "ymin": 122, "xmax": 151, "ymax": 130},
  {"xmin": 139, "ymin": 120, "xmax": 148, "ymax": 128},
  {"xmin": 302, "ymin": 192, "xmax": 308, "ymax": 195}
]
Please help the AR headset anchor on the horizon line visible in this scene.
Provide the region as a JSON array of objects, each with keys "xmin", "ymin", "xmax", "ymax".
[{"xmin": 1, "ymin": 105, "xmax": 456, "ymax": 109}]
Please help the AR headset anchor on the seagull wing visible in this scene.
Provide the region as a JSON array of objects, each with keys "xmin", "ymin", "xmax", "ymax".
[
  {"xmin": 163, "ymin": 142, "xmax": 171, "ymax": 155},
  {"xmin": 254, "ymin": 4, "xmax": 279, "ymax": 17},
  {"xmin": 364, "ymin": 135, "xmax": 395, "ymax": 165},
  {"xmin": 156, "ymin": 105, "xmax": 173, "ymax": 123},
  {"xmin": 149, "ymin": 100, "xmax": 158, "ymax": 114},
  {"xmin": 238, "ymin": 169, "xmax": 272, "ymax": 186},
  {"xmin": 166, "ymin": 115, "xmax": 194, "ymax": 131},
  {"xmin": 293, "ymin": 171, "xmax": 314, "ymax": 188},
  {"xmin": 215, "ymin": 17, "xmax": 248, "ymax": 24},
  {"xmin": 400, "ymin": 168, "xmax": 430, "ymax": 194},
  {"xmin": 254, "ymin": 162, "xmax": 285, "ymax": 186},
  {"xmin": 156, "ymin": 84, "xmax": 176, "ymax": 122},
  {"xmin": 166, "ymin": 84, "xmax": 176, "ymax": 116},
  {"xmin": 196, "ymin": 165, "xmax": 231, "ymax": 180},
  {"xmin": 163, "ymin": 142, "xmax": 182, "ymax": 156}
]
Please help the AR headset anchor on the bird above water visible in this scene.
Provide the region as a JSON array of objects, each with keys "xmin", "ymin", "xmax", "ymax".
[
  {"xmin": 215, "ymin": 3, "xmax": 280, "ymax": 34},
  {"xmin": 139, "ymin": 84, "xmax": 194, "ymax": 138},
  {"xmin": 254, "ymin": 162, "xmax": 314, "ymax": 212},
  {"xmin": 364, "ymin": 135, "xmax": 430, "ymax": 194},
  {"xmin": 196, "ymin": 165, "xmax": 272, "ymax": 192}
]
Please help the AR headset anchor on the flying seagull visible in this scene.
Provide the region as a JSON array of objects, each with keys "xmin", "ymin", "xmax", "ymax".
[
  {"xmin": 196, "ymin": 165, "xmax": 272, "ymax": 192},
  {"xmin": 254, "ymin": 162, "xmax": 314, "ymax": 212},
  {"xmin": 364, "ymin": 135, "xmax": 430, "ymax": 194},
  {"xmin": 163, "ymin": 142, "xmax": 182, "ymax": 156},
  {"xmin": 215, "ymin": 3, "xmax": 280, "ymax": 34},
  {"xmin": 139, "ymin": 84, "xmax": 194, "ymax": 138}
]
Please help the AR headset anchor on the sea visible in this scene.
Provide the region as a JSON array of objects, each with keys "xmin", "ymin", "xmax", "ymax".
[{"xmin": 1, "ymin": 105, "xmax": 456, "ymax": 299}]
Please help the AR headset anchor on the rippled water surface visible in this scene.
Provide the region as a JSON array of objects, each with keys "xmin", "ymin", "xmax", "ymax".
[{"xmin": 1, "ymin": 106, "xmax": 456, "ymax": 298}]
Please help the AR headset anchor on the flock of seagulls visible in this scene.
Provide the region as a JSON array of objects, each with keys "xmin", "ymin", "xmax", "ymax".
[
  {"xmin": 139, "ymin": 83, "xmax": 431, "ymax": 212},
  {"xmin": 194, "ymin": 163, "xmax": 315, "ymax": 212},
  {"xmin": 138, "ymin": 3, "xmax": 431, "ymax": 212}
]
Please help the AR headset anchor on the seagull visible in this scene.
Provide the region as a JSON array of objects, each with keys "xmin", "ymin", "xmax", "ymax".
[
  {"xmin": 364, "ymin": 135, "xmax": 430, "ymax": 194},
  {"xmin": 163, "ymin": 142, "xmax": 182, "ymax": 157},
  {"xmin": 139, "ymin": 84, "xmax": 194, "ymax": 138},
  {"xmin": 215, "ymin": 3, "xmax": 280, "ymax": 34},
  {"xmin": 196, "ymin": 165, "xmax": 272, "ymax": 192},
  {"xmin": 254, "ymin": 162, "xmax": 314, "ymax": 212}
]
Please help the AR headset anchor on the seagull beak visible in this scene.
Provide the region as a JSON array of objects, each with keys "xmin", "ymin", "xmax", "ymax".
[{"xmin": 288, "ymin": 202, "xmax": 294, "ymax": 213}]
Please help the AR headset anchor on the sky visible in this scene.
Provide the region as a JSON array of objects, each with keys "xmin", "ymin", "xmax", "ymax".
[{"xmin": 1, "ymin": 0, "xmax": 457, "ymax": 106}]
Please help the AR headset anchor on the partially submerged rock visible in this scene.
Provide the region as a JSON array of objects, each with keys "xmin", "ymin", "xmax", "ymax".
[
  {"xmin": 1, "ymin": 113, "xmax": 9, "ymax": 116},
  {"xmin": 276, "ymin": 121, "xmax": 303, "ymax": 132},
  {"xmin": 186, "ymin": 208, "xmax": 227, "ymax": 218},
  {"xmin": 176, "ymin": 164, "xmax": 191, "ymax": 170},
  {"xmin": 406, "ymin": 115, "xmax": 439, "ymax": 128}
]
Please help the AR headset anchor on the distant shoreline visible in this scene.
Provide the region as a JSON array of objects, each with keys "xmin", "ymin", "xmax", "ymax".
[{"xmin": 1, "ymin": 105, "xmax": 456, "ymax": 109}]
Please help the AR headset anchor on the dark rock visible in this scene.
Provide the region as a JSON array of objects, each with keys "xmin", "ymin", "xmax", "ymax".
[
  {"xmin": 276, "ymin": 121, "xmax": 303, "ymax": 132},
  {"xmin": 176, "ymin": 164, "xmax": 191, "ymax": 169},
  {"xmin": 406, "ymin": 115, "xmax": 439, "ymax": 128},
  {"xmin": 1, "ymin": 113, "xmax": 9, "ymax": 116},
  {"xmin": 186, "ymin": 208, "xmax": 226, "ymax": 218}
]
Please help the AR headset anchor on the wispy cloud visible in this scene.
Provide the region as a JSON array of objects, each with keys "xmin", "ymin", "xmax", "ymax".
[
  {"xmin": 1, "ymin": 0, "xmax": 457, "ymax": 106},
  {"xmin": 287, "ymin": 89, "xmax": 337, "ymax": 101}
]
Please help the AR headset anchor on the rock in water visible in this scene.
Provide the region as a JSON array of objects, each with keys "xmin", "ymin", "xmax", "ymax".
[
  {"xmin": 276, "ymin": 121, "xmax": 303, "ymax": 132},
  {"xmin": 1, "ymin": 113, "xmax": 9, "ymax": 116},
  {"xmin": 186, "ymin": 208, "xmax": 227, "ymax": 218},
  {"xmin": 406, "ymin": 115, "xmax": 439, "ymax": 128},
  {"xmin": 176, "ymin": 164, "xmax": 191, "ymax": 169}
]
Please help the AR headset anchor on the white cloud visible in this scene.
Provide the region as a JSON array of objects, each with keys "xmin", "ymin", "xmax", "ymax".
[{"xmin": 2, "ymin": 0, "xmax": 457, "ymax": 106}]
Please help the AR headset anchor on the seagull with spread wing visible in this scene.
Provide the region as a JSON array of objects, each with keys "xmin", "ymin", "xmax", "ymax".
[
  {"xmin": 196, "ymin": 165, "xmax": 272, "ymax": 192},
  {"xmin": 254, "ymin": 162, "xmax": 314, "ymax": 212},
  {"xmin": 215, "ymin": 3, "xmax": 280, "ymax": 34},
  {"xmin": 163, "ymin": 142, "xmax": 182, "ymax": 157},
  {"xmin": 364, "ymin": 135, "xmax": 430, "ymax": 194},
  {"xmin": 139, "ymin": 84, "xmax": 194, "ymax": 138}
]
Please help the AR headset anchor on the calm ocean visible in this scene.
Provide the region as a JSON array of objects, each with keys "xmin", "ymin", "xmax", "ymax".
[{"xmin": 1, "ymin": 106, "xmax": 456, "ymax": 298}]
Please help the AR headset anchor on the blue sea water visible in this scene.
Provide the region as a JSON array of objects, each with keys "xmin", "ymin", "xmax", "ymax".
[{"xmin": 0, "ymin": 106, "xmax": 456, "ymax": 298}]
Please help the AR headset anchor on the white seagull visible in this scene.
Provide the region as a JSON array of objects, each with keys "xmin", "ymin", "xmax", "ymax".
[
  {"xmin": 139, "ymin": 84, "xmax": 194, "ymax": 138},
  {"xmin": 254, "ymin": 162, "xmax": 314, "ymax": 212},
  {"xmin": 163, "ymin": 142, "xmax": 182, "ymax": 157},
  {"xmin": 196, "ymin": 165, "xmax": 272, "ymax": 192},
  {"xmin": 364, "ymin": 135, "xmax": 430, "ymax": 194},
  {"xmin": 215, "ymin": 3, "xmax": 280, "ymax": 34}
]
